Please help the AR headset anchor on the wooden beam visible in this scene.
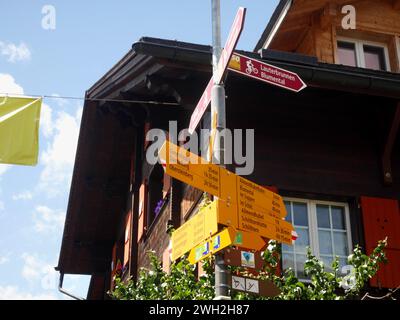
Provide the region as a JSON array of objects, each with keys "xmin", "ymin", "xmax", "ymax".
[
  {"xmin": 318, "ymin": 3, "xmax": 338, "ymax": 30},
  {"xmin": 279, "ymin": 14, "xmax": 312, "ymax": 33},
  {"xmin": 289, "ymin": 0, "xmax": 364, "ymax": 17},
  {"xmin": 396, "ymin": 36, "xmax": 400, "ymax": 72},
  {"xmin": 393, "ymin": 0, "xmax": 400, "ymax": 10},
  {"xmin": 382, "ymin": 103, "xmax": 400, "ymax": 185},
  {"xmin": 294, "ymin": 27, "xmax": 312, "ymax": 51}
]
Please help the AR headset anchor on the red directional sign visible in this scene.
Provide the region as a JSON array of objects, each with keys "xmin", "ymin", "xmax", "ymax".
[
  {"xmin": 215, "ymin": 7, "xmax": 246, "ymax": 85},
  {"xmin": 228, "ymin": 52, "xmax": 307, "ymax": 92},
  {"xmin": 188, "ymin": 79, "xmax": 213, "ymax": 134},
  {"xmin": 188, "ymin": 7, "xmax": 246, "ymax": 135}
]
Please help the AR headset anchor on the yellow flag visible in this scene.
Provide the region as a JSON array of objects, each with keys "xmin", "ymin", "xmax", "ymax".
[{"xmin": 0, "ymin": 96, "xmax": 42, "ymax": 166}]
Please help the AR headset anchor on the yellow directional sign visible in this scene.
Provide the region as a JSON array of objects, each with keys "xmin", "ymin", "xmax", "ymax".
[
  {"xmin": 159, "ymin": 141, "xmax": 286, "ymax": 217},
  {"xmin": 188, "ymin": 227, "xmax": 271, "ymax": 265},
  {"xmin": 171, "ymin": 201, "xmax": 218, "ymax": 261},
  {"xmin": 230, "ymin": 229, "xmax": 267, "ymax": 251},
  {"xmin": 188, "ymin": 227, "xmax": 236, "ymax": 265},
  {"xmin": 236, "ymin": 176, "xmax": 286, "ymax": 219},
  {"xmin": 159, "ymin": 141, "xmax": 295, "ymax": 246},
  {"xmin": 218, "ymin": 198, "xmax": 294, "ymax": 245},
  {"xmin": 159, "ymin": 141, "xmax": 220, "ymax": 196}
]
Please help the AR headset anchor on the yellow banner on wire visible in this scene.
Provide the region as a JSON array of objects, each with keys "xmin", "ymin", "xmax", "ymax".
[{"xmin": 0, "ymin": 96, "xmax": 42, "ymax": 166}]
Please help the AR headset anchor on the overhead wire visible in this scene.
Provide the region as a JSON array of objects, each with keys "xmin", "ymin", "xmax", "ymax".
[{"xmin": 0, "ymin": 93, "xmax": 181, "ymax": 106}]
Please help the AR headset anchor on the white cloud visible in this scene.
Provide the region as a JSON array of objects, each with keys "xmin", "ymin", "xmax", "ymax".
[
  {"xmin": 20, "ymin": 253, "xmax": 60, "ymax": 294},
  {"xmin": 0, "ymin": 73, "xmax": 24, "ymax": 95},
  {"xmin": 0, "ymin": 286, "xmax": 57, "ymax": 300},
  {"xmin": 40, "ymin": 103, "xmax": 54, "ymax": 138},
  {"xmin": 0, "ymin": 41, "xmax": 31, "ymax": 63},
  {"xmin": 0, "ymin": 165, "xmax": 10, "ymax": 177},
  {"xmin": 0, "ymin": 255, "xmax": 10, "ymax": 265},
  {"xmin": 39, "ymin": 107, "xmax": 82, "ymax": 197},
  {"xmin": 21, "ymin": 253, "xmax": 43, "ymax": 281},
  {"xmin": 32, "ymin": 205, "xmax": 65, "ymax": 234},
  {"xmin": 50, "ymin": 94, "xmax": 68, "ymax": 107},
  {"xmin": 12, "ymin": 191, "xmax": 33, "ymax": 201},
  {"xmin": 0, "ymin": 185, "xmax": 4, "ymax": 214}
]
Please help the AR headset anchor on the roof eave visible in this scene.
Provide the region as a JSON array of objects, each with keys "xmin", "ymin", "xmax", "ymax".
[
  {"xmin": 132, "ymin": 38, "xmax": 400, "ymax": 99},
  {"xmin": 254, "ymin": 0, "xmax": 293, "ymax": 53}
]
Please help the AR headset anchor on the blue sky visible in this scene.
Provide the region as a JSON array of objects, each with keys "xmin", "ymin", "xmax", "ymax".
[{"xmin": 0, "ymin": 0, "xmax": 278, "ymax": 299}]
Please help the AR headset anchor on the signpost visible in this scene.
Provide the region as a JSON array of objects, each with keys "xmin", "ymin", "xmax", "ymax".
[
  {"xmin": 188, "ymin": 7, "xmax": 246, "ymax": 135},
  {"xmin": 228, "ymin": 52, "xmax": 307, "ymax": 92},
  {"xmin": 169, "ymin": 3, "xmax": 305, "ymax": 300}
]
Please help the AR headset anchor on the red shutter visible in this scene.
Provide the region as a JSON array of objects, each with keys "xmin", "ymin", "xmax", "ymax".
[
  {"xmin": 137, "ymin": 182, "xmax": 148, "ymax": 242},
  {"xmin": 360, "ymin": 196, "xmax": 400, "ymax": 288},
  {"xmin": 264, "ymin": 185, "xmax": 282, "ymax": 276}
]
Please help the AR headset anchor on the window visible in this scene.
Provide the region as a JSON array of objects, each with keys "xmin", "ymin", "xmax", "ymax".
[
  {"xmin": 337, "ymin": 38, "xmax": 389, "ymax": 71},
  {"xmin": 282, "ymin": 201, "xmax": 310, "ymax": 280},
  {"xmin": 337, "ymin": 41, "xmax": 357, "ymax": 67},
  {"xmin": 363, "ymin": 45, "xmax": 387, "ymax": 70},
  {"xmin": 282, "ymin": 198, "xmax": 352, "ymax": 280}
]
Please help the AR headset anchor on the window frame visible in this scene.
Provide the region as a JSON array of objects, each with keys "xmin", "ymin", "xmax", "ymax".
[
  {"xmin": 337, "ymin": 36, "xmax": 391, "ymax": 72},
  {"xmin": 282, "ymin": 197, "xmax": 353, "ymax": 279}
]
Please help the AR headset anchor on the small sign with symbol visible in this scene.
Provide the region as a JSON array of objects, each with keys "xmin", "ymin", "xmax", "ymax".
[
  {"xmin": 245, "ymin": 278, "xmax": 259, "ymax": 294},
  {"xmin": 213, "ymin": 235, "xmax": 221, "ymax": 250},
  {"xmin": 241, "ymin": 251, "xmax": 255, "ymax": 268},
  {"xmin": 232, "ymin": 276, "xmax": 246, "ymax": 291}
]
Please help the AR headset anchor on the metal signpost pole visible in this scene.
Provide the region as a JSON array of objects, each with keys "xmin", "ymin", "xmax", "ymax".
[{"xmin": 211, "ymin": 0, "xmax": 230, "ymax": 300}]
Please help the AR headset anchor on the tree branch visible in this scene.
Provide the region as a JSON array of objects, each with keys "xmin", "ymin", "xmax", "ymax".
[{"xmin": 361, "ymin": 286, "xmax": 400, "ymax": 300}]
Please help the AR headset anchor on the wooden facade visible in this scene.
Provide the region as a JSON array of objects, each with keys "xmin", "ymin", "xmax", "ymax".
[
  {"xmin": 265, "ymin": 0, "xmax": 400, "ymax": 72},
  {"xmin": 57, "ymin": 0, "xmax": 400, "ymax": 299}
]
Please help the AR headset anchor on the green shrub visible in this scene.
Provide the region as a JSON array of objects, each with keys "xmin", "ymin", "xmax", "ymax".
[{"xmin": 110, "ymin": 238, "xmax": 388, "ymax": 300}]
